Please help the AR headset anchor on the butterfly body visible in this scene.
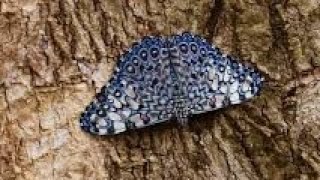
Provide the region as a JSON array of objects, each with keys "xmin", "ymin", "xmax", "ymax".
[{"xmin": 80, "ymin": 32, "xmax": 264, "ymax": 135}]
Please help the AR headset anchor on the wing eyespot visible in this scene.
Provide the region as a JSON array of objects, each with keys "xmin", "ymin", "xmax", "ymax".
[
  {"xmin": 126, "ymin": 65, "xmax": 135, "ymax": 73},
  {"xmin": 150, "ymin": 46, "xmax": 160, "ymax": 58},
  {"xmin": 139, "ymin": 49, "xmax": 148, "ymax": 60},
  {"xmin": 190, "ymin": 43, "xmax": 198, "ymax": 54},
  {"xmin": 132, "ymin": 56, "xmax": 139, "ymax": 65},
  {"xmin": 179, "ymin": 43, "xmax": 189, "ymax": 54}
]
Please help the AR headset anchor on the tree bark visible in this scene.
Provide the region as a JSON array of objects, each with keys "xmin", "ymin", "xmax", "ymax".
[{"xmin": 1, "ymin": 0, "xmax": 320, "ymax": 179}]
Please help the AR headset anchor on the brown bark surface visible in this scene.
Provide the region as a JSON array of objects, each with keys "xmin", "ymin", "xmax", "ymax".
[{"xmin": 1, "ymin": 0, "xmax": 320, "ymax": 179}]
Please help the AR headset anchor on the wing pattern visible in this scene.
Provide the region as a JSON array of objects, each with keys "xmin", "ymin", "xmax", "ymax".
[{"xmin": 80, "ymin": 32, "xmax": 264, "ymax": 135}]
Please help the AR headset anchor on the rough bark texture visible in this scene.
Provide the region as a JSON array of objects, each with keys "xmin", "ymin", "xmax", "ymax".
[{"xmin": 0, "ymin": 0, "xmax": 320, "ymax": 179}]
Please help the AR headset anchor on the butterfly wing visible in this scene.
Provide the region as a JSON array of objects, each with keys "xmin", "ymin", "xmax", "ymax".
[
  {"xmin": 170, "ymin": 32, "xmax": 264, "ymax": 116},
  {"xmin": 80, "ymin": 36, "xmax": 175, "ymax": 135}
]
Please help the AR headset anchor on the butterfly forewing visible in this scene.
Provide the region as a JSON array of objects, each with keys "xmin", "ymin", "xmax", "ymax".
[
  {"xmin": 80, "ymin": 36, "xmax": 175, "ymax": 135},
  {"xmin": 170, "ymin": 33, "xmax": 264, "ymax": 116}
]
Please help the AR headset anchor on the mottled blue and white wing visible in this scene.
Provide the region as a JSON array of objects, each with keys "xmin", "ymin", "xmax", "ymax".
[
  {"xmin": 80, "ymin": 32, "xmax": 264, "ymax": 135},
  {"xmin": 80, "ymin": 36, "xmax": 175, "ymax": 135},
  {"xmin": 169, "ymin": 32, "xmax": 263, "ymax": 116}
]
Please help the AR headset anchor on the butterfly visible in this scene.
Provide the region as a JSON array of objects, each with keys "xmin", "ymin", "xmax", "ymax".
[{"xmin": 79, "ymin": 32, "xmax": 264, "ymax": 135}]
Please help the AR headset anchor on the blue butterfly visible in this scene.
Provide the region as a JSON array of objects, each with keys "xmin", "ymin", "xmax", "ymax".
[{"xmin": 79, "ymin": 32, "xmax": 264, "ymax": 135}]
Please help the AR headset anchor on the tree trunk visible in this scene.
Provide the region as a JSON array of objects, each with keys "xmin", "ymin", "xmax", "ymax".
[{"xmin": 1, "ymin": 0, "xmax": 320, "ymax": 179}]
